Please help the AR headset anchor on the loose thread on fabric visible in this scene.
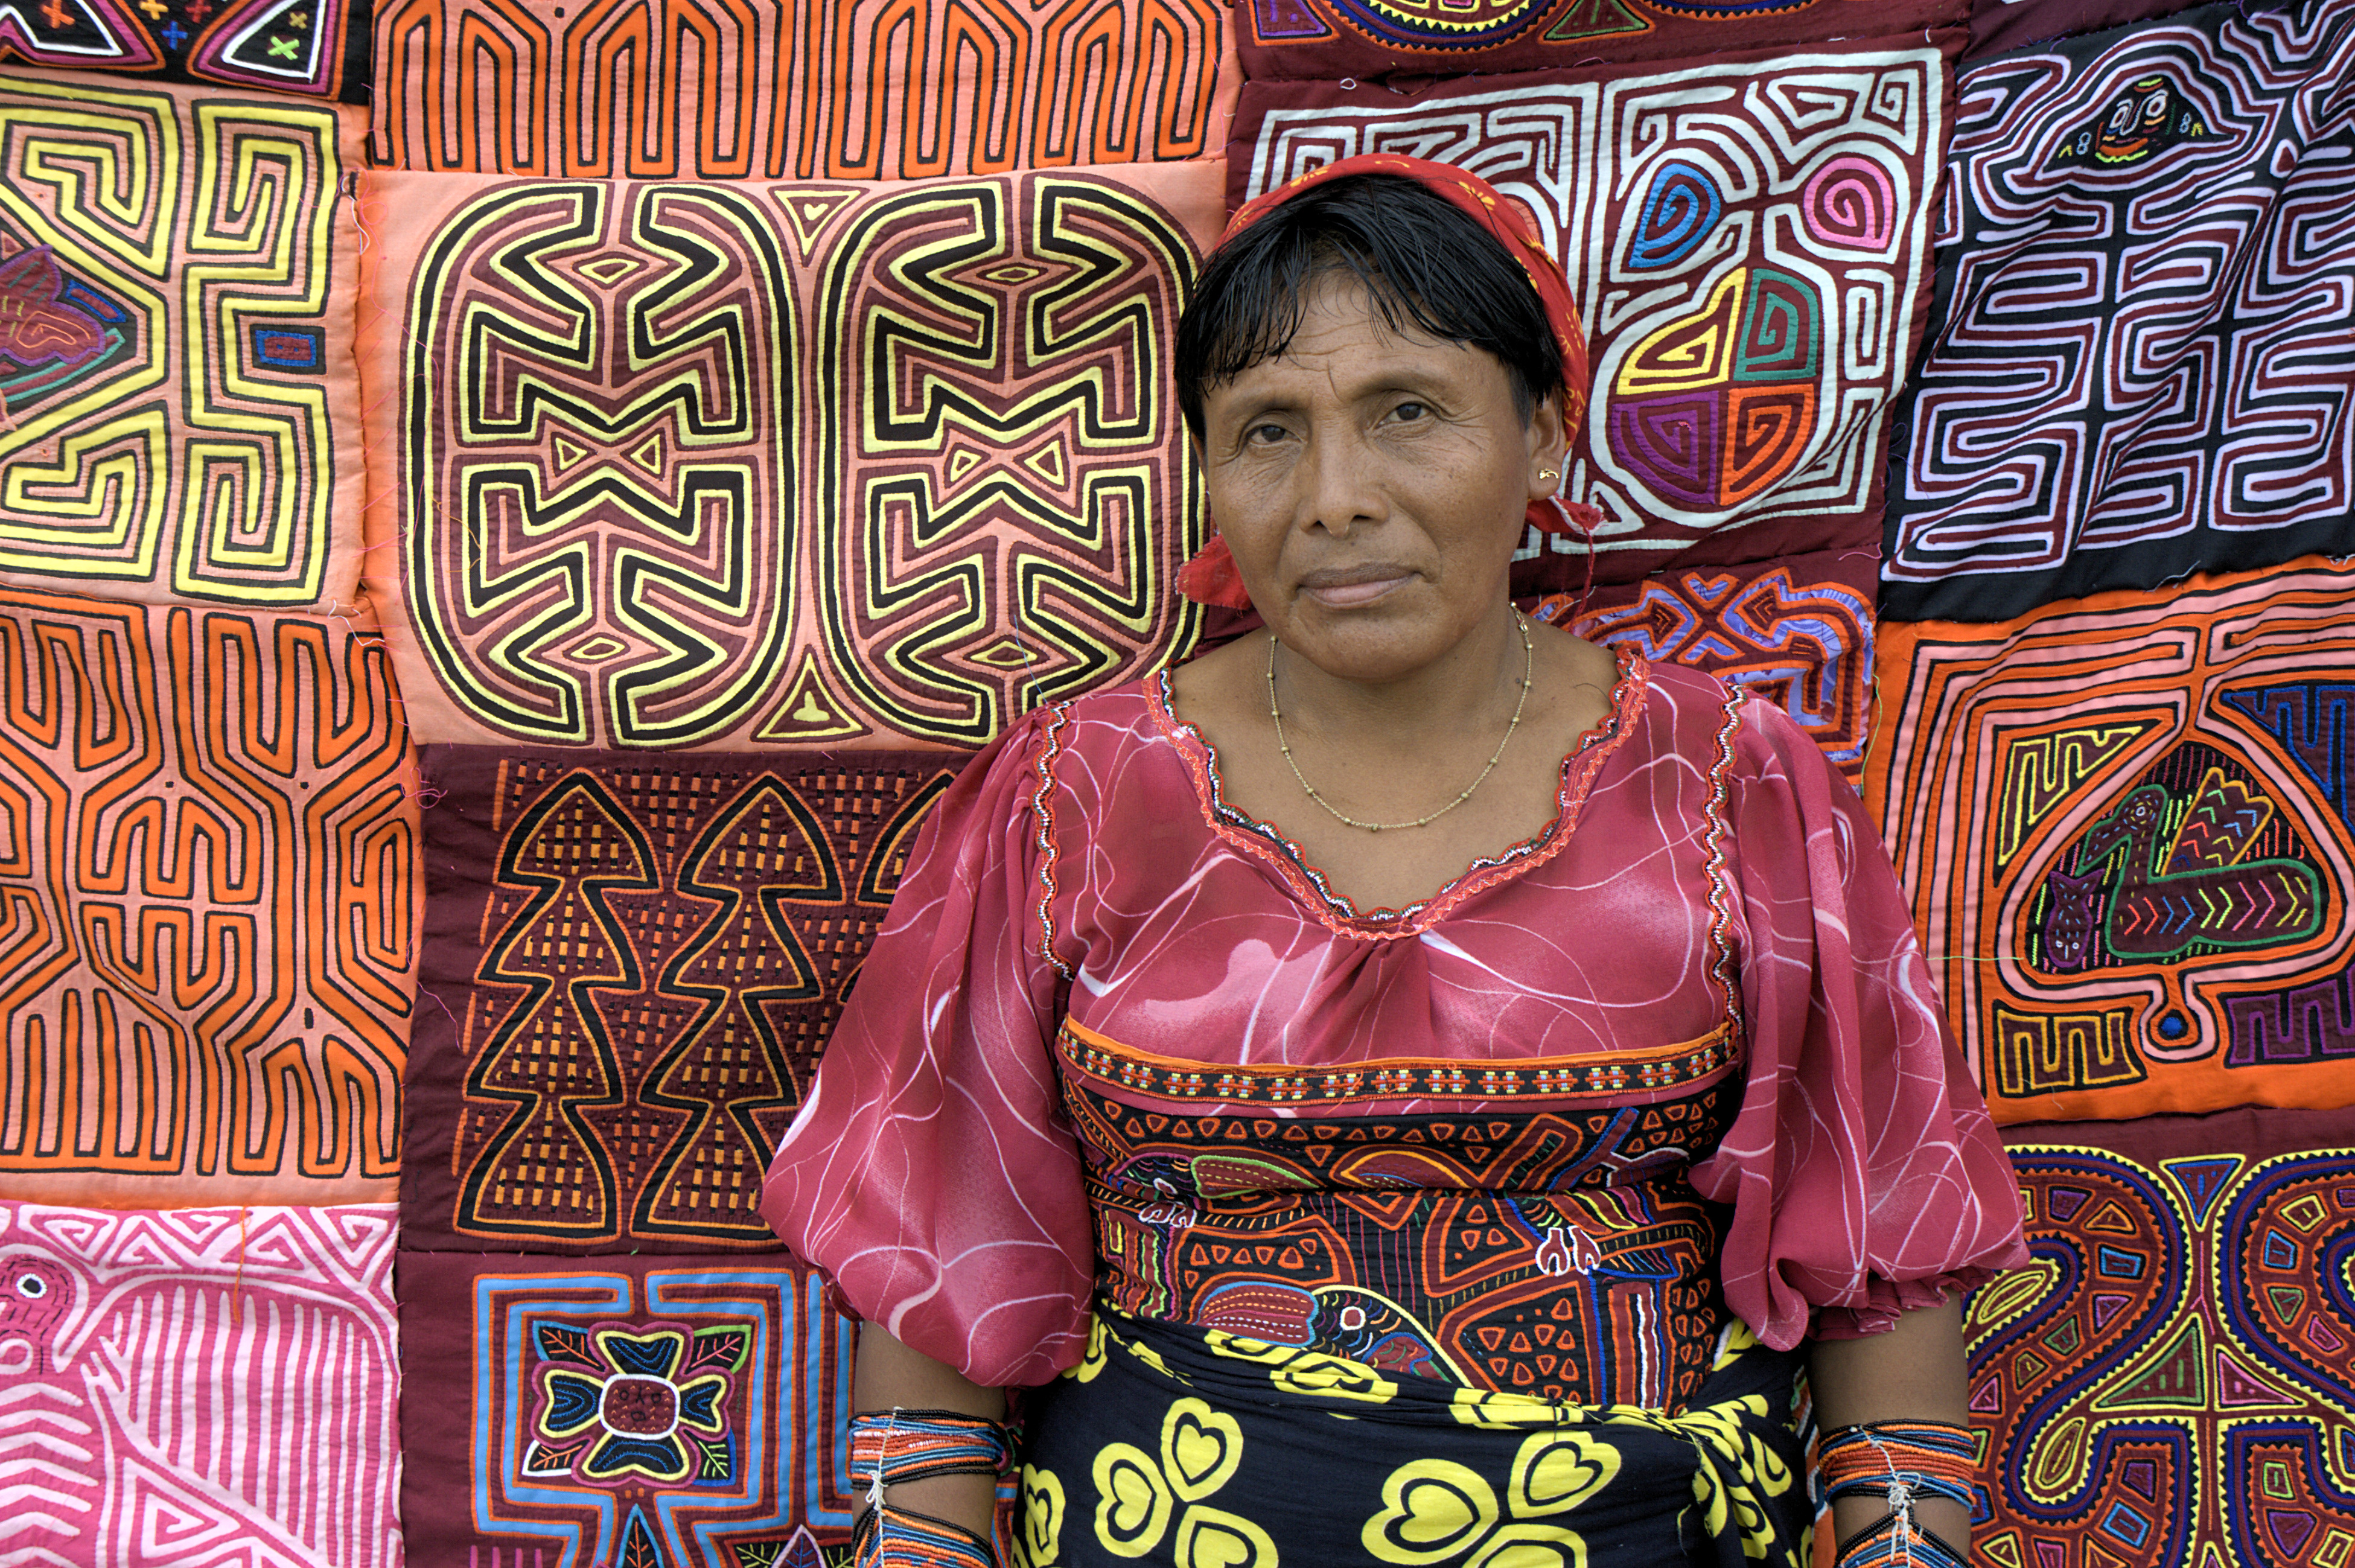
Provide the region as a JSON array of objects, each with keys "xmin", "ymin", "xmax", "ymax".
[
  {"xmin": 343, "ymin": 171, "xmax": 371, "ymax": 260},
  {"xmin": 1553, "ymin": 496, "xmax": 1600, "ymax": 622},
  {"xmin": 1861, "ymin": 661, "xmax": 1884, "ymax": 774},
  {"xmin": 419, "ymin": 986, "xmax": 462, "ymax": 1041}
]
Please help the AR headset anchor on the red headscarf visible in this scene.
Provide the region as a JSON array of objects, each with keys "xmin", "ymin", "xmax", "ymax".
[{"xmin": 1177, "ymin": 155, "xmax": 1601, "ymax": 611}]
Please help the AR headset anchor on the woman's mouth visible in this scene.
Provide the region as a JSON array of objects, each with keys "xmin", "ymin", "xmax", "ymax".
[{"xmin": 1300, "ymin": 569, "xmax": 1412, "ymax": 607}]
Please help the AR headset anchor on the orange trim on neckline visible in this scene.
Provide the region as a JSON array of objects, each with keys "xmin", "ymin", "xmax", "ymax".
[{"xmin": 1057, "ymin": 1015, "xmax": 1737, "ymax": 1107}]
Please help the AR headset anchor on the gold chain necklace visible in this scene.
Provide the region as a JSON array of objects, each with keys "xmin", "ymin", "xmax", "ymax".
[{"xmin": 1266, "ymin": 610, "xmax": 1534, "ymax": 833}]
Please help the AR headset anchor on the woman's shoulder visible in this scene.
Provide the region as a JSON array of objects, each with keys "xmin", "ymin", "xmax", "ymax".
[
  {"xmin": 978, "ymin": 673, "xmax": 1190, "ymax": 800},
  {"xmin": 1614, "ymin": 656, "xmax": 1821, "ymax": 762},
  {"xmin": 900, "ymin": 677, "xmax": 1184, "ymax": 870},
  {"xmin": 1603, "ymin": 651, "xmax": 1746, "ymax": 757},
  {"xmin": 1589, "ymin": 654, "xmax": 1857, "ymax": 824},
  {"xmin": 1037, "ymin": 672, "xmax": 1173, "ymax": 751}
]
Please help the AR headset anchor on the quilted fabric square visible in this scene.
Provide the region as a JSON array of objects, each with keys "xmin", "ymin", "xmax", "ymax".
[
  {"xmin": 359, "ymin": 161, "xmax": 1223, "ymax": 750},
  {"xmin": 0, "ymin": 588, "xmax": 420, "ymax": 1207},
  {"xmin": 1964, "ymin": 0, "xmax": 2207, "ymax": 59},
  {"xmin": 0, "ymin": 71, "xmax": 369, "ymax": 610},
  {"xmin": 398, "ymin": 1248, "xmax": 856, "ymax": 1564},
  {"xmin": 402, "ymin": 745, "xmax": 970, "ymax": 1252},
  {"xmin": 0, "ymin": 0, "xmax": 371, "ymax": 98},
  {"xmin": 1966, "ymin": 1109, "xmax": 2355, "ymax": 1568},
  {"xmin": 1229, "ymin": 39, "xmax": 1952, "ymax": 583},
  {"xmin": 1234, "ymin": 0, "xmax": 1961, "ymax": 78},
  {"xmin": 369, "ymin": 0, "xmax": 1235, "ymax": 178},
  {"xmin": 1531, "ymin": 544, "xmax": 1878, "ymax": 782},
  {"xmin": 1865, "ymin": 556, "xmax": 2355, "ymax": 1124},
  {"xmin": 0, "ymin": 1201, "xmax": 400, "ymax": 1568},
  {"xmin": 1881, "ymin": 0, "xmax": 2355, "ymax": 622}
]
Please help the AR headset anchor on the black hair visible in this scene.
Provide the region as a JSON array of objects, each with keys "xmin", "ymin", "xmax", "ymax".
[{"xmin": 1174, "ymin": 172, "xmax": 1565, "ymax": 442}]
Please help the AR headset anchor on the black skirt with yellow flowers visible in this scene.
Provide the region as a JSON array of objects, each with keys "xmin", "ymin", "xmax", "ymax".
[{"xmin": 1010, "ymin": 1310, "xmax": 1813, "ymax": 1568}]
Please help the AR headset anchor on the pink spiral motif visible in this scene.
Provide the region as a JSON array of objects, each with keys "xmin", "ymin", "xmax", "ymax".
[{"xmin": 1801, "ymin": 155, "xmax": 1896, "ymax": 252}]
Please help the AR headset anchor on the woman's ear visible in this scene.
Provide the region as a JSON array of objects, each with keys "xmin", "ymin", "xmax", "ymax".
[{"xmin": 1527, "ymin": 388, "xmax": 1572, "ymax": 500}]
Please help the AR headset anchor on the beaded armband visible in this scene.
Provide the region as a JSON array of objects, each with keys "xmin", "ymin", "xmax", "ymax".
[
  {"xmin": 847, "ymin": 1409, "xmax": 1015, "ymax": 1568},
  {"xmin": 1819, "ymin": 1420, "xmax": 1977, "ymax": 1568}
]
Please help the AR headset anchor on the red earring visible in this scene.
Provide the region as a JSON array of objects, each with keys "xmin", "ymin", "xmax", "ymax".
[{"xmin": 1176, "ymin": 532, "xmax": 1254, "ymax": 610}]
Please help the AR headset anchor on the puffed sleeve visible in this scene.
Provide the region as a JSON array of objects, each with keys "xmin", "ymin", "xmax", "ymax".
[
  {"xmin": 759, "ymin": 709, "xmax": 1094, "ymax": 1387},
  {"xmin": 1690, "ymin": 695, "xmax": 2027, "ymax": 1350}
]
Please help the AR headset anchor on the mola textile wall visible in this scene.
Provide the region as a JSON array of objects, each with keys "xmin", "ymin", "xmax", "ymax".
[{"xmin": 0, "ymin": 0, "xmax": 2351, "ymax": 1562}]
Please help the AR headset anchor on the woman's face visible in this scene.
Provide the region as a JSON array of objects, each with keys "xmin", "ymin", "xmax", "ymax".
[{"xmin": 1197, "ymin": 271, "xmax": 1568, "ymax": 686}]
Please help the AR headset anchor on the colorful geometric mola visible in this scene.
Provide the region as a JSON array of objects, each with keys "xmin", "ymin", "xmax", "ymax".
[
  {"xmin": 1882, "ymin": 0, "xmax": 2355, "ymax": 621},
  {"xmin": 1230, "ymin": 36, "xmax": 1947, "ymax": 581},
  {"xmin": 0, "ymin": 72, "xmax": 369, "ymax": 610},
  {"xmin": 0, "ymin": 588, "xmax": 419, "ymax": 1208},
  {"xmin": 1532, "ymin": 546, "xmax": 1878, "ymax": 780},
  {"xmin": 1866, "ymin": 556, "xmax": 2355, "ymax": 1123},
  {"xmin": 361, "ymin": 161, "xmax": 1223, "ymax": 750},
  {"xmin": 1966, "ymin": 1109, "xmax": 2355, "ymax": 1568},
  {"xmin": 403, "ymin": 745, "xmax": 970, "ymax": 1253},
  {"xmin": 1234, "ymin": 0, "xmax": 1962, "ymax": 77},
  {"xmin": 0, "ymin": 0, "xmax": 370, "ymax": 98},
  {"xmin": 397, "ymin": 1249, "xmax": 857, "ymax": 1566},
  {"xmin": 368, "ymin": 0, "xmax": 1235, "ymax": 177}
]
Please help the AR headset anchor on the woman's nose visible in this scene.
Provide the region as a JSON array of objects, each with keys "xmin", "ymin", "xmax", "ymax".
[{"xmin": 1296, "ymin": 426, "xmax": 1382, "ymax": 537}]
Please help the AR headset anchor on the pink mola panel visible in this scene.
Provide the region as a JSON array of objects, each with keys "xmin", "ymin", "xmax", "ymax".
[
  {"xmin": 1231, "ymin": 37, "xmax": 1957, "ymax": 585},
  {"xmin": 0, "ymin": 1202, "xmax": 400, "ymax": 1568},
  {"xmin": 359, "ymin": 159, "xmax": 1225, "ymax": 751}
]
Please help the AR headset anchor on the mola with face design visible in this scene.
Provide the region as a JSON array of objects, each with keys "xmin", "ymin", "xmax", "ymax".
[{"xmin": 2051, "ymin": 74, "xmax": 2223, "ymax": 167}]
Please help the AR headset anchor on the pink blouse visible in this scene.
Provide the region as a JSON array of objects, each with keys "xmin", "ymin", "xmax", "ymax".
[{"xmin": 762, "ymin": 655, "xmax": 2026, "ymax": 1388}]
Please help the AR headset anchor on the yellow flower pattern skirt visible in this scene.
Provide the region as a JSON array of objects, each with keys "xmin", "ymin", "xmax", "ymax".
[{"xmin": 1013, "ymin": 1310, "xmax": 1812, "ymax": 1567}]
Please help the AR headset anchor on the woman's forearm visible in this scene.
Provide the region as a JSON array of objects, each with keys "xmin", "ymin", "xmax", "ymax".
[
  {"xmin": 1807, "ymin": 1300, "xmax": 1972, "ymax": 1550},
  {"xmin": 853, "ymin": 1324, "xmax": 1007, "ymax": 1537}
]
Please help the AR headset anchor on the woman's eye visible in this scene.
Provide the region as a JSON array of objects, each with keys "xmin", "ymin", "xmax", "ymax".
[
  {"xmin": 1390, "ymin": 401, "xmax": 1430, "ymax": 423},
  {"xmin": 1246, "ymin": 422, "xmax": 1289, "ymax": 445}
]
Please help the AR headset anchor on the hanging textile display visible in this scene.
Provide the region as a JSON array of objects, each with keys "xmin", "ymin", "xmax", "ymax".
[
  {"xmin": 0, "ymin": 588, "xmax": 419, "ymax": 1207},
  {"xmin": 1964, "ymin": 0, "xmax": 2207, "ymax": 58},
  {"xmin": 397, "ymin": 1248, "xmax": 858, "ymax": 1566},
  {"xmin": 0, "ymin": 71, "xmax": 369, "ymax": 610},
  {"xmin": 1230, "ymin": 0, "xmax": 1964, "ymax": 78},
  {"xmin": 1881, "ymin": 0, "xmax": 2355, "ymax": 622},
  {"xmin": 0, "ymin": 1200, "xmax": 401, "ymax": 1568},
  {"xmin": 359, "ymin": 160, "xmax": 1223, "ymax": 752},
  {"xmin": 1531, "ymin": 545, "xmax": 1879, "ymax": 783},
  {"xmin": 401, "ymin": 745, "xmax": 971, "ymax": 1254},
  {"xmin": 1866, "ymin": 556, "xmax": 2355, "ymax": 1125},
  {"xmin": 369, "ymin": 0, "xmax": 1237, "ymax": 177},
  {"xmin": 1966, "ymin": 1107, "xmax": 2355, "ymax": 1568},
  {"xmin": 1229, "ymin": 34, "xmax": 1954, "ymax": 584},
  {"xmin": 0, "ymin": 0, "xmax": 370, "ymax": 99}
]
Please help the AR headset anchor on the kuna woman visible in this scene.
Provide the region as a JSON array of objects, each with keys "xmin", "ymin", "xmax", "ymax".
[{"xmin": 762, "ymin": 157, "xmax": 2028, "ymax": 1568}]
